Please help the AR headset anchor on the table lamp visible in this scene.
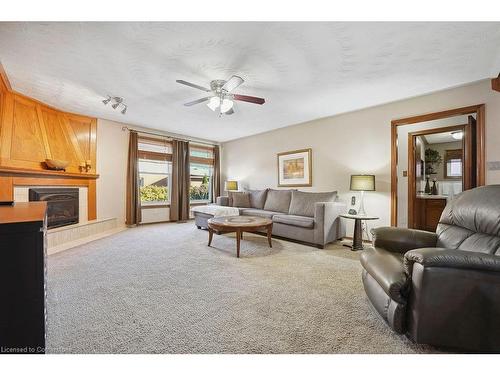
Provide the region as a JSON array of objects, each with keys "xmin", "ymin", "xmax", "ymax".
[
  {"xmin": 224, "ymin": 180, "xmax": 239, "ymax": 192},
  {"xmin": 350, "ymin": 175, "xmax": 375, "ymax": 216}
]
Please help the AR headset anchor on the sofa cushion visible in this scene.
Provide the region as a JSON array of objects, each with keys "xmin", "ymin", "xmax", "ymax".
[
  {"xmin": 245, "ymin": 188, "xmax": 268, "ymax": 209},
  {"xmin": 241, "ymin": 208, "xmax": 281, "ymax": 219},
  {"xmin": 263, "ymin": 189, "xmax": 293, "ymax": 213},
  {"xmin": 360, "ymin": 247, "xmax": 409, "ymax": 303},
  {"xmin": 289, "ymin": 190, "xmax": 337, "ymax": 217},
  {"xmin": 231, "ymin": 192, "xmax": 251, "ymax": 208},
  {"xmin": 273, "ymin": 214, "xmax": 314, "ymax": 229}
]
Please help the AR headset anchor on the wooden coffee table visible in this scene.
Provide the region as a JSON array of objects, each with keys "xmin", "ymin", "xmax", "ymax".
[{"xmin": 207, "ymin": 215, "xmax": 273, "ymax": 258}]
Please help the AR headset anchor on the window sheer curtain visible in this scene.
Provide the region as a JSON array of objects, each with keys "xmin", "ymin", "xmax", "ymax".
[
  {"xmin": 126, "ymin": 131, "xmax": 142, "ymax": 226},
  {"xmin": 170, "ymin": 140, "xmax": 190, "ymax": 222},
  {"xmin": 211, "ymin": 145, "xmax": 221, "ymax": 203}
]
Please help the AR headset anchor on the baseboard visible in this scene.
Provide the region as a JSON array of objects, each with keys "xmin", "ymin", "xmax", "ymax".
[{"xmin": 48, "ymin": 226, "xmax": 127, "ymax": 255}]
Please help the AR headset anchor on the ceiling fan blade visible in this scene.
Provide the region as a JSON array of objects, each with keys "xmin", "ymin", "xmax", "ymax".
[
  {"xmin": 232, "ymin": 94, "xmax": 265, "ymax": 105},
  {"xmin": 222, "ymin": 75, "xmax": 244, "ymax": 92},
  {"xmin": 183, "ymin": 96, "xmax": 212, "ymax": 106},
  {"xmin": 225, "ymin": 108, "xmax": 235, "ymax": 115},
  {"xmin": 176, "ymin": 80, "xmax": 211, "ymax": 92}
]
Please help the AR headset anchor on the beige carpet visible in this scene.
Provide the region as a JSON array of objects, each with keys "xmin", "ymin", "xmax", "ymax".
[{"xmin": 46, "ymin": 222, "xmax": 436, "ymax": 353}]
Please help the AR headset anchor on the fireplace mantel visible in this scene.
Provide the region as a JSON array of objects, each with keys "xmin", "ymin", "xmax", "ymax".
[
  {"xmin": 0, "ymin": 171, "xmax": 97, "ymax": 220},
  {"xmin": 0, "ymin": 63, "xmax": 98, "ymax": 220},
  {"xmin": 0, "ymin": 166, "xmax": 99, "ymax": 179}
]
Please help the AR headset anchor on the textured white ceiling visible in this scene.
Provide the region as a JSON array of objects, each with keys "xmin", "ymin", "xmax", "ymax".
[
  {"xmin": 424, "ymin": 132, "xmax": 461, "ymax": 144},
  {"xmin": 1, "ymin": 22, "xmax": 500, "ymax": 142}
]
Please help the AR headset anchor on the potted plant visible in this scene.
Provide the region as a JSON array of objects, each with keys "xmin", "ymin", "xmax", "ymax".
[{"xmin": 425, "ymin": 148, "xmax": 442, "ymax": 175}]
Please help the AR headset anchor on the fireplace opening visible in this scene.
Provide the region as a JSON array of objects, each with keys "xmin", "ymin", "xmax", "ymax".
[{"xmin": 29, "ymin": 188, "xmax": 79, "ymax": 229}]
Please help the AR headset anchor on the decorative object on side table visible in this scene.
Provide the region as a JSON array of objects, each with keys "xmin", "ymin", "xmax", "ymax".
[
  {"xmin": 349, "ymin": 174, "xmax": 375, "ymax": 216},
  {"xmin": 277, "ymin": 148, "xmax": 312, "ymax": 187},
  {"xmin": 341, "ymin": 214, "xmax": 379, "ymax": 251}
]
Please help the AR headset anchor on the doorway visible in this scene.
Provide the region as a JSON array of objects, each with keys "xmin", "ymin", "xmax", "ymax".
[
  {"xmin": 407, "ymin": 124, "xmax": 471, "ymax": 231},
  {"xmin": 390, "ymin": 105, "xmax": 485, "ymax": 228}
]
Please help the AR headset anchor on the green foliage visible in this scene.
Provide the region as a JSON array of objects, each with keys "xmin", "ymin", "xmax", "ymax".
[
  {"xmin": 190, "ymin": 174, "xmax": 210, "ymax": 200},
  {"xmin": 140, "ymin": 185, "xmax": 168, "ymax": 202},
  {"xmin": 190, "ymin": 183, "xmax": 209, "ymax": 200},
  {"xmin": 425, "ymin": 148, "xmax": 442, "ymax": 165}
]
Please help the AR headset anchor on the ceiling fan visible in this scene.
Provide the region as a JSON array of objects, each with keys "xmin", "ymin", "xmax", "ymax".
[{"xmin": 176, "ymin": 75, "xmax": 265, "ymax": 116}]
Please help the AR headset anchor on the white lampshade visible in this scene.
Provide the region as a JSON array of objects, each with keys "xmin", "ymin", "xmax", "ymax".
[{"xmin": 350, "ymin": 175, "xmax": 376, "ymax": 191}]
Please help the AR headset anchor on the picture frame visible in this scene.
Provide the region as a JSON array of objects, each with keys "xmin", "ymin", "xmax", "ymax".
[{"xmin": 277, "ymin": 148, "xmax": 312, "ymax": 187}]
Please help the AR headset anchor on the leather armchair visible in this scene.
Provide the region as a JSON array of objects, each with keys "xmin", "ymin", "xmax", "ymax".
[{"xmin": 361, "ymin": 185, "xmax": 500, "ymax": 352}]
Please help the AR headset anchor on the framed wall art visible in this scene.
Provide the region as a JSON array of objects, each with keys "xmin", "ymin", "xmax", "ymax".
[{"xmin": 277, "ymin": 148, "xmax": 312, "ymax": 187}]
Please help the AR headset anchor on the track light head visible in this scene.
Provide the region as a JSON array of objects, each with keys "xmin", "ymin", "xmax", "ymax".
[
  {"xmin": 112, "ymin": 102, "xmax": 120, "ymax": 109},
  {"xmin": 102, "ymin": 96, "xmax": 111, "ymax": 105},
  {"xmin": 121, "ymin": 106, "xmax": 127, "ymax": 115}
]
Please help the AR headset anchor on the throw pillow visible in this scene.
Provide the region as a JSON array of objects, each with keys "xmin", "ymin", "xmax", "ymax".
[
  {"xmin": 231, "ymin": 192, "xmax": 251, "ymax": 208},
  {"xmin": 245, "ymin": 188, "xmax": 269, "ymax": 209}
]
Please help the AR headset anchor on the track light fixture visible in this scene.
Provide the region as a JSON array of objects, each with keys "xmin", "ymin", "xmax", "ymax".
[{"xmin": 102, "ymin": 96, "xmax": 128, "ymax": 115}]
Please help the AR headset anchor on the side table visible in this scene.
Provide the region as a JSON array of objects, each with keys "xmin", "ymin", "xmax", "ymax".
[{"xmin": 340, "ymin": 214, "xmax": 379, "ymax": 251}]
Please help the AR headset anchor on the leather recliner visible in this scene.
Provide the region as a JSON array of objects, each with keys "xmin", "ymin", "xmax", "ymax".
[{"xmin": 360, "ymin": 185, "xmax": 500, "ymax": 352}]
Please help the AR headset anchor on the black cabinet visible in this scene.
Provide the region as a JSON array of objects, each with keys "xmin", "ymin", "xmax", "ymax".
[{"xmin": 0, "ymin": 202, "xmax": 47, "ymax": 354}]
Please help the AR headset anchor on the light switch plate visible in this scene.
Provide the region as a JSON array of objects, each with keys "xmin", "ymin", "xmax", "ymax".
[{"xmin": 487, "ymin": 161, "xmax": 500, "ymax": 171}]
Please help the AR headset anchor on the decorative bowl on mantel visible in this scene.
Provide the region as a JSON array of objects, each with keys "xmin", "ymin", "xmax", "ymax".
[{"xmin": 44, "ymin": 159, "xmax": 70, "ymax": 171}]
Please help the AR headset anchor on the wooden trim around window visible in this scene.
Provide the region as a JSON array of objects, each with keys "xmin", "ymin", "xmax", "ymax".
[
  {"xmin": 391, "ymin": 104, "xmax": 485, "ymax": 226},
  {"xmin": 138, "ymin": 150, "xmax": 173, "ymax": 162},
  {"xmin": 189, "ymin": 156, "xmax": 214, "ymax": 165},
  {"xmin": 138, "ymin": 135, "xmax": 172, "ymax": 146},
  {"xmin": 190, "ymin": 144, "xmax": 215, "ymax": 152}
]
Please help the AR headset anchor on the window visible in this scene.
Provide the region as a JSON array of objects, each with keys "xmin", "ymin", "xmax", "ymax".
[
  {"xmin": 189, "ymin": 145, "xmax": 215, "ymax": 203},
  {"xmin": 445, "ymin": 149, "xmax": 462, "ymax": 179},
  {"xmin": 138, "ymin": 137, "xmax": 172, "ymax": 206}
]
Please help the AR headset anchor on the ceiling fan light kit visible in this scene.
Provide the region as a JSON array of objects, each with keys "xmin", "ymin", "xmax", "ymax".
[
  {"xmin": 103, "ymin": 95, "xmax": 128, "ymax": 115},
  {"xmin": 177, "ymin": 75, "xmax": 265, "ymax": 116}
]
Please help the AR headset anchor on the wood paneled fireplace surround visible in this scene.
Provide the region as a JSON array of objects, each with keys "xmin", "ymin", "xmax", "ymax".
[{"xmin": 0, "ymin": 63, "xmax": 98, "ymax": 221}]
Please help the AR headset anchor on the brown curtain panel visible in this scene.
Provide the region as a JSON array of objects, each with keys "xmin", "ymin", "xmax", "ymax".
[
  {"xmin": 170, "ymin": 140, "xmax": 190, "ymax": 222},
  {"xmin": 126, "ymin": 131, "xmax": 142, "ymax": 226},
  {"xmin": 211, "ymin": 145, "xmax": 221, "ymax": 203}
]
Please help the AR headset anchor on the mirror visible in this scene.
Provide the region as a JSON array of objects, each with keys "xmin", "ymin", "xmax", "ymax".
[{"xmin": 391, "ymin": 106, "xmax": 485, "ymax": 229}]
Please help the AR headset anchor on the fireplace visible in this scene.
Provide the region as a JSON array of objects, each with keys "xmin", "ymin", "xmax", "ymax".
[{"xmin": 29, "ymin": 188, "xmax": 79, "ymax": 229}]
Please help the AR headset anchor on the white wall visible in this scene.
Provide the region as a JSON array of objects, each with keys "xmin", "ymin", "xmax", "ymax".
[
  {"xmin": 96, "ymin": 119, "xmax": 129, "ymax": 226},
  {"xmin": 221, "ymin": 79, "xmax": 500, "ymax": 237}
]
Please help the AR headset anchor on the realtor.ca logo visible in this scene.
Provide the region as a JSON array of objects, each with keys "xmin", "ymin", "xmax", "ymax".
[{"xmin": 1, "ymin": 346, "xmax": 45, "ymax": 354}]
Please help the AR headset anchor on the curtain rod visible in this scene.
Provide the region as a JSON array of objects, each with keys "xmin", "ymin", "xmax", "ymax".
[{"xmin": 121, "ymin": 126, "xmax": 217, "ymax": 147}]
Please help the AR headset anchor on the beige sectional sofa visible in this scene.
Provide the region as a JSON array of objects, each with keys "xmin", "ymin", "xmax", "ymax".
[{"xmin": 193, "ymin": 188, "xmax": 346, "ymax": 248}]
